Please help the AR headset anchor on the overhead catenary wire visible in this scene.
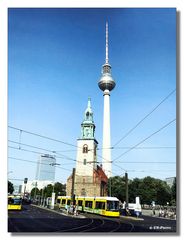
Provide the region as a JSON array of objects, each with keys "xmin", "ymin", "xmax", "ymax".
[
  {"xmin": 8, "ymin": 156, "xmax": 71, "ymax": 172},
  {"xmin": 112, "ymin": 118, "xmax": 176, "ymax": 163},
  {"xmin": 9, "ymin": 115, "xmax": 176, "ymax": 166},
  {"xmin": 9, "ymin": 117, "xmax": 176, "ymax": 179},
  {"xmin": 97, "ymin": 146, "xmax": 175, "ymax": 150},
  {"xmin": 8, "ymin": 126, "xmax": 79, "ymax": 149},
  {"xmin": 8, "ymin": 145, "xmax": 77, "ymax": 162},
  {"xmin": 112, "ymin": 89, "xmax": 176, "ymax": 148}
]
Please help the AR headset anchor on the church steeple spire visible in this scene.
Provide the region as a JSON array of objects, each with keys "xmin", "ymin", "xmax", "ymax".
[{"xmin": 81, "ymin": 98, "xmax": 95, "ymax": 139}]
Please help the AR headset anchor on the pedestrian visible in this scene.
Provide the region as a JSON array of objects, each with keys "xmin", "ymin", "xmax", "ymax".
[
  {"xmin": 74, "ymin": 204, "xmax": 78, "ymax": 216},
  {"xmin": 66, "ymin": 205, "xmax": 69, "ymax": 214},
  {"xmin": 159, "ymin": 208, "xmax": 162, "ymax": 217},
  {"xmin": 152, "ymin": 208, "xmax": 155, "ymax": 216},
  {"xmin": 73, "ymin": 205, "xmax": 76, "ymax": 215}
]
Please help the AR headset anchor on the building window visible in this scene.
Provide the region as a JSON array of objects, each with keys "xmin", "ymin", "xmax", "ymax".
[
  {"xmin": 83, "ymin": 144, "xmax": 88, "ymax": 153},
  {"xmin": 81, "ymin": 188, "xmax": 86, "ymax": 196},
  {"xmin": 83, "ymin": 159, "xmax": 87, "ymax": 165}
]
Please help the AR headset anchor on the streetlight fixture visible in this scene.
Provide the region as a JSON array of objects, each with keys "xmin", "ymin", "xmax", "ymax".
[{"xmin": 49, "ymin": 162, "xmax": 60, "ymax": 209}]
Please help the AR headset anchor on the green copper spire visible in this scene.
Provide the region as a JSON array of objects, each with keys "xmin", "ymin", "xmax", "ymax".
[{"xmin": 81, "ymin": 98, "xmax": 95, "ymax": 139}]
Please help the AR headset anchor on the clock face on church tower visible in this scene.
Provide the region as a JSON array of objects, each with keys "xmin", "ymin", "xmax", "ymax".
[{"xmin": 85, "ymin": 128, "xmax": 90, "ymax": 137}]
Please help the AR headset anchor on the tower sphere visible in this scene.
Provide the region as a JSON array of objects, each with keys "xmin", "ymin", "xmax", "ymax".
[
  {"xmin": 98, "ymin": 63, "xmax": 116, "ymax": 92},
  {"xmin": 98, "ymin": 70, "xmax": 116, "ymax": 91}
]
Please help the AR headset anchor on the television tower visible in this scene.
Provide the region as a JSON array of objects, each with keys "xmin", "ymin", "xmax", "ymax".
[{"xmin": 98, "ymin": 22, "xmax": 116, "ymax": 178}]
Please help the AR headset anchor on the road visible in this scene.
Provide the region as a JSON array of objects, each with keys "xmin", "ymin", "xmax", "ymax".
[{"xmin": 8, "ymin": 204, "xmax": 177, "ymax": 233}]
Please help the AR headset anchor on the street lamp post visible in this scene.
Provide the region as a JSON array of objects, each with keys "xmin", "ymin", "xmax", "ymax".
[
  {"xmin": 125, "ymin": 172, "xmax": 129, "ymax": 208},
  {"xmin": 49, "ymin": 162, "xmax": 60, "ymax": 209}
]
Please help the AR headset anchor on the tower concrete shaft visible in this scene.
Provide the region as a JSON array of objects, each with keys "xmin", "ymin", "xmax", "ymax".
[
  {"xmin": 102, "ymin": 90, "xmax": 112, "ymax": 178},
  {"xmin": 98, "ymin": 22, "xmax": 115, "ymax": 178}
]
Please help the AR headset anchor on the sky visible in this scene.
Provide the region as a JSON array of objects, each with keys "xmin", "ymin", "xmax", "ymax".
[{"xmin": 8, "ymin": 8, "xmax": 176, "ymax": 186}]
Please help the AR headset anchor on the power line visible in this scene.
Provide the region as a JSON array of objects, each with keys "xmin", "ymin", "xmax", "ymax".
[
  {"xmin": 9, "ymin": 140, "xmax": 78, "ymax": 162},
  {"xmin": 97, "ymin": 146, "xmax": 176, "ymax": 150},
  {"xmin": 9, "ymin": 140, "xmax": 58, "ymax": 154},
  {"xmin": 9, "ymin": 139, "xmax": 106, "ymax": 166},
  {"xmin": 113, "ymin": 146, "xmax": 176, "ymax": 149},
  {"xmin": 115, "ymin": 161, "xmax": 175, "ymax": 164},
  {"xmin": 8, "ymin": 145, "xmax": 77, "ymax": 163},
  {"xmin": 113, "ymin": 118, "xmax": 176, "ymax": 163},
  {"xmin": 8, "ymin": 156, "xmax": 71, "ymax": 172},
  {"xmin": 8, "ymin": 126, "xmax": 79, "ymax": 149},
  {"xmin": 112, "ymin": 89, "xmax": 176, "ymax": 148}
]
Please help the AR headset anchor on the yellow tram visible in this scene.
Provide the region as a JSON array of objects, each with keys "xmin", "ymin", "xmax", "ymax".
[
  {"xmin": 8, "ymin": 195, "xmax": 22, "ymax": 211},
  {"xmin": 58, "ymin": 196, "xmax": 120, "ymax": 217}
]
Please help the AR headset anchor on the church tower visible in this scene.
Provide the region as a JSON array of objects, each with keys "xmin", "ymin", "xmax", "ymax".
[
  {"xmin": 75, "ymin": 98, "xmax": 98, "ymax": 177},
  {"xmin": 66, "ymin": 98, "xmax": 108, "ymax": 197}
]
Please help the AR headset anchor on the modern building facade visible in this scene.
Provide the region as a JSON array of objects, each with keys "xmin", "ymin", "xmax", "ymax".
[
  {"xmin": 98, "ymin": 22, "xmax": 116, "ymax": 178},
  {"xmin": 36, "ymin": 154, "xmax": 56, "ymax": 181}
]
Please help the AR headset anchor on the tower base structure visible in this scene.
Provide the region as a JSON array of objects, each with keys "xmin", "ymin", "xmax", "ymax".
[{"xmin": 66, "ymin": 165, "xmax": 108, "ymax": 197}]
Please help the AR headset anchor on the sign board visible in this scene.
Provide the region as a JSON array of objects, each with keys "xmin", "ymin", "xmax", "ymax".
[{"xmin": 51, "ymin": 192, "xmax": 55, "ymax": 209}]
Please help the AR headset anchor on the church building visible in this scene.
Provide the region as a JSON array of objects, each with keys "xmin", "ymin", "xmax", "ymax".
[{"xmin": 66, "ymin": 98, "xmax": 108, "ymax": 197}]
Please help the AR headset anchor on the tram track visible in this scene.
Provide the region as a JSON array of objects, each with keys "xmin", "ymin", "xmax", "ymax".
[{"xmin": 8, "ymin": 204, "xmax": 138, "ymax": 233}]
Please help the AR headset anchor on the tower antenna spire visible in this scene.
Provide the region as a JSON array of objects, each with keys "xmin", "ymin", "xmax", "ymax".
[{"xmin": 105, "ymin": 22, "xmax": 109, "ymax": 64}]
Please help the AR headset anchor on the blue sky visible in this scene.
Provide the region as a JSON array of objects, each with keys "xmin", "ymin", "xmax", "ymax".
[{"xmin": 8, "ymin": 8, "xmax": 176, "ymax": 185}]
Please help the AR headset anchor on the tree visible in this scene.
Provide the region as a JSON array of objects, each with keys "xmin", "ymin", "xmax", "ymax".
[
  {"xmin": 108, "ymin": 175, "xmax": 172, "ymax": 206},
  {"xmin": 156, "ymin": 180, "xmax": 171, "ymax": 205},
  {"xmin": 171, "ymin": 177, "xmax": 176, "ymax": 205},
  {"xmin": 8, "ymin": 181, "xmax": 14, "ymax": 194},
  {"xmin": 129, "ymin": 178, "xmax": 142, "ymax": 202},
  {"xmin": 107, "ymin": 176, "xmax": 126, "ymax": 202},
  {"xmin": 30, "ymin": 187, "xmax": 40, "ymax": 198},
  {"xmin": 53, "ymin": 182, "xmax": 66, "ymax": 198},
  {"xmin": 42, "ymin": 184, "xmax": 53, "ymax": 198}
]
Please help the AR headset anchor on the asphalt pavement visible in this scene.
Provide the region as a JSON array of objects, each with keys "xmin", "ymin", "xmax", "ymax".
[{"xmin": 8, "ymin": 204, "xmax": 177, "ymax": 233}]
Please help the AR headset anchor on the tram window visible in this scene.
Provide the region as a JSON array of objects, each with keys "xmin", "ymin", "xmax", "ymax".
[
  {"xmin": 62, "ymin": 199, "xmax": 66, "ymax": 205},
  {"xmin": 95, "ymin": 201, "xmax": 105, "ymax": 210},
  {"xmin": 57, "ymin": 198, "xmax": 61, "ymax": 204},
  {"xmin": 67, "ymin": 200, "xmax": 71, "ymax": 205},
  {"xmin": 13, "ymin": 199, "xmax": 21, "ymax": 205},
  {"xmin": 107, "ymin": 201, "xmax": 119, "ymax": 211},
  {"xmin": 78, "ymin": 200, "xmax": 83, "ymax": 206},
  {"xmin": 85, "ymin": 201, "xmax": 93, "ymax": 208}
]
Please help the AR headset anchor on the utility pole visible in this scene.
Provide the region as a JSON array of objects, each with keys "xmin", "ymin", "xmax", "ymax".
[
  {"xmin": 71, "ymin": 168, "xmax": 76, "ymax": 204},
  {"xmin": 109, "ymin": 177, "xmax": 112, "ymax": 197},
  {"xmin": 23, "ymin": 178, "xmax": 28, "ymax": 200},
  {"xmin": 125, "ymin": 172, "xmax": 128, "ymax": 208},
  {"xmin": 34, "ymin": 181, "xmax": 37, "ymax": 201}
]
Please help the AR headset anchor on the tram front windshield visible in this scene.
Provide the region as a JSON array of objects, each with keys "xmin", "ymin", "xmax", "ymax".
[{"xmin": 107, "ymin": 201, "xmax": 119, "ymax": 211}]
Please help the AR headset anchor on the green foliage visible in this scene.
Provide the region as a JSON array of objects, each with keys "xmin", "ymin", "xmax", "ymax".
[
  {"xmin": 108, "ymin": 175, "xmax": 175, "ymax": 206},
  {"xmin": 8, "ymin": 181, "xmax": 14, "ymax": 194},
  {"xmin": 40, "ymin": 182, "xmax": 66, "ymax": 198},
  {"xmin": 30, "ymin": 187, "xmax": 40, "ymax": 197},
  {"xmin": 171, "ymin": 177, "xmax": 176, "ymax": 202},
  {"xmin": 43, "ymin": 184, "xmax": 53, "ymax": 198},
  {"xmin": 53, "ymin": 182, "xmax": 66, "ymax": 198},
  {"xmin": 107, "ymin": 176, "xmax": 126, "ymax": 201}
]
